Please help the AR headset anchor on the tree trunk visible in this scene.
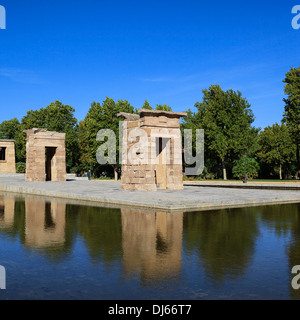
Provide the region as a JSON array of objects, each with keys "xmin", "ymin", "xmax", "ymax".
[
  {"xmin": 114, "ymin": 166, "xmax": 118, "ymax": 181},
  {"xmin": 279, "ymin": 164, "xmax": 282, "ymax": 180},
  {"xmin": 296, "ymin": 144, "xmax": 300, "ymax": 179},
  {"xmin": 222, "ymin": 160, "xmax": 227, "ymax": 180}
]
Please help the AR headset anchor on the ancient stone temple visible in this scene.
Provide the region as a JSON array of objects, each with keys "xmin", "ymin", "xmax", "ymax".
[
  {"xmin": 118, "ymin": 109, "xmax": 186, "ymax": 191},
  {"xmin": 0, "ymin": 140, "xmax": 16, "ymax": 174},
  {"xmin": 24, "ymin": 129, "xmax": 66, "ymax": 182}
]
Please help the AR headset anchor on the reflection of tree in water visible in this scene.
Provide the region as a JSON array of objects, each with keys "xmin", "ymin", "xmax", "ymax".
[
  {"xmin": 282, "ymin": 203, "xmax": 300, "ymax": 300},
  {"xmin": 260, "ymin": 204, "xmax": 300, "ymax": 237},
  {"xmin": 76, "ymin": 205, "xmax": 123, "ymax": 266},
  {"xmin": 254, "ymin": 203, "xmax": 300, "ymax": 300},
  {"xmin": 258, "ymin": 203, "xmax": 300, "ymax": 300},
  {"xmin": 183, "ymin": 207, "xmax": 260, "ymax": 284}
]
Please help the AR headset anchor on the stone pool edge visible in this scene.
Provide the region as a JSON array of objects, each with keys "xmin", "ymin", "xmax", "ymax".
[{"xmin": 1, "ymin": 181, "xmax": 300, "ymax": 213}]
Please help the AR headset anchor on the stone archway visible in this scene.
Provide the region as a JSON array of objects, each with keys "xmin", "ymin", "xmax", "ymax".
[{"xmin": 24, "ymin": 129, "xmax": 66, "ymax": 182}]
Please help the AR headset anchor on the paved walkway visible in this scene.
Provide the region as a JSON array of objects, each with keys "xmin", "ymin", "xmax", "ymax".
[{"xmin": 0, "ymin": 174, "xmax": 299, "ymax": 212}]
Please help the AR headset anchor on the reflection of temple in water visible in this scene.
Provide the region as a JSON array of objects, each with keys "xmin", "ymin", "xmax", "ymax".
[
  {"xmin": 0, "ymin": 194, "xmax": 68, "ymax": 257},
  {"xmin": 121, "ymin": 209, "xmax": 183, "ymax": 283},
  {"xmin": 0, "ymin": 194, "xmax": 15, "ymax": 229},
  {"xmin": 25, "ymin": 198, "xmax": 66, "ymax": 248},
  {"xmin": 0, "ymin": 194, "xmax": 184, "ymax": 281},
  {"xmin": 2, "ymin": 192, "xmax": 300, "ymax": 299}
]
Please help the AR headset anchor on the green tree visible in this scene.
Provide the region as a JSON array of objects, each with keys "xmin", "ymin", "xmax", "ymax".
[
  {"xmin": 232, "ymin": 157, "xmax": 260, "ymax": 180},
  {"xmin": 81, "ymin": 98, "xmax": 135, "ymax": 180},
  {"xmin": 0, "ymin": 118, "xmax": 20, "ymax": 140},
  {"xmin": 194, "ymin": 85, "xmax": 257, "ymax": 180},
  {"xmin": 156, "ymin": 104, "xmax": 172, "ymax": 111},
  {"xmin": 180, "ymin": 108, "xmax": 204, "ymax": 176},
  {"xmin": 142, "ymin": 100, "xmax": 153, "ymax": 110},
  {"xmin": 20, "ymin": 101, "xmax": 79, "ymax": 171},
  {"xmin": 257, "ymin": 123, "xmax": 295, "ymax": 179},
  {"xmin": 282, "ymin": 66, "xmax": 300, "ymax": 178},
  {"xmin": 181, "ymin": 108, "xmax": 200, "ymax": 131},
  {"xmin": 0, "ymin": 118, "xmax": 24, "ymax": 162}
]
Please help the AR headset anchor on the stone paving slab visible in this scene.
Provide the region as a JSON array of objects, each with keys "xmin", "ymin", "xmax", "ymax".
[{"xmin": 0, "ymin": 174, "xmax": 300, "ymax": 212}]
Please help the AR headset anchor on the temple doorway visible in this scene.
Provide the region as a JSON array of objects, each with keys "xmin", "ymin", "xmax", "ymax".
[{"xmin": 45, "ymin": 147, "xmax": 57, "ymax": 181}]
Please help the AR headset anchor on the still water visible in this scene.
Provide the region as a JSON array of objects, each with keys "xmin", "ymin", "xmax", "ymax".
[{"xmin": 0, "ymin": 192, "xmax": 299, "ymax": 300}]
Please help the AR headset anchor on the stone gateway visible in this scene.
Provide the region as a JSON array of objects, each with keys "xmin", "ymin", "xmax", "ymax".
[
  {"xmin": 24, "ymin": 129, "xmax": 66, "ymax": 182},
  {"xmin": 0, "ymin": 140, "xmax": 16, "ymax": 174},
  {"xmin": 118, "ymin": 109, "xmax": 186, "ymax": 191}
]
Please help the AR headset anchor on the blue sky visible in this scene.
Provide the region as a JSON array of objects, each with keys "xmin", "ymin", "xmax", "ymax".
[{"xmin": 0, "ymin": 0, "xmax": 299, "ymax": 129}]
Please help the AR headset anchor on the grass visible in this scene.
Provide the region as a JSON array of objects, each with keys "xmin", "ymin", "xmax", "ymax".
[
  {"xmin": 91, "ymin": 177, "xmax": 116, "ymax": 181},
  {"xmin": 183, "ymin": 177, "xmax": 300, "ymax": 183}
]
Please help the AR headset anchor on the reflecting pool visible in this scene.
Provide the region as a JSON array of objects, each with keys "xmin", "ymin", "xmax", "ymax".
[{"xmin": 0, "ymin": 192, "xmax": 299, "ymax": 300}]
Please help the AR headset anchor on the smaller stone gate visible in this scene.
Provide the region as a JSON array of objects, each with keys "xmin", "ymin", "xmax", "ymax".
[
  {"xmin": 24, "ymin": 129, "xmax": 66, "ymax": 182},
  {"xmin": 0, "ymin": 140, "xmax": 16, "ymax": 174}
]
